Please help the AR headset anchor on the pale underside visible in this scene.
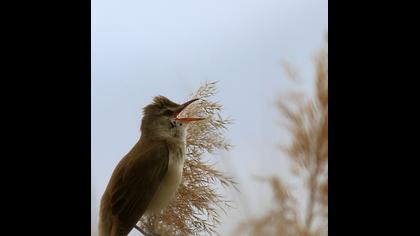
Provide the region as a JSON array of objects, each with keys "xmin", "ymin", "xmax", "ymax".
[{"xmin": 145, "ymin": 145, "xmax": 185, "ymax": 215}]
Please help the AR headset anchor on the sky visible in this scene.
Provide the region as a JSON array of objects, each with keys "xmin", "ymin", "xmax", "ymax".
[{"xmin": 91, "ymin": 0, "xmax": 327, "ymax": 235}]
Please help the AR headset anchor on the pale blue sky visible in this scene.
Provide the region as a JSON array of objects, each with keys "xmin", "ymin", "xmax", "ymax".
[{"xmin": 91, "ymin": 0, "xmax": 327, "ymax": 235}]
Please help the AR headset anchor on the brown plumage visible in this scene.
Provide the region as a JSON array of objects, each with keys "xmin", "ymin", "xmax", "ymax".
[{"xmin": 99, "ymin": 96, "xmax": 203, "ymax": 236}]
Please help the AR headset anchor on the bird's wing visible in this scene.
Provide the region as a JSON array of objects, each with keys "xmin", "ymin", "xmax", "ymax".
[{"xmin": 109, "ymin": 139, "xmax": 169, "ymax": 235}]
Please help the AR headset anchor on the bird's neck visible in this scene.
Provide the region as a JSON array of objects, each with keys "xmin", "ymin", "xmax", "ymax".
[
  {"xmin": 141, "ymin": 133, "xmax": 186, "ymax": 147},
  {"xmin": 167, "ymin": 135, "xmax": 187, "ymax": 149}
]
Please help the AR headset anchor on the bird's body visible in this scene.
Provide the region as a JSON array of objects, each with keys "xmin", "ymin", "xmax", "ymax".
[
  {"xmin": 99, "ymin": 96, "xmax": 203, "ymax": 236},
  {"xmin": 144, "ymin": 136, "xmax": 186, "ymax": 215}
]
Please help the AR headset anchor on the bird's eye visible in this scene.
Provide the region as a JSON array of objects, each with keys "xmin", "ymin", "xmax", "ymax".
[{"xmin": 163, "ymin": 109, "xmax": 173, "ymax": 116}]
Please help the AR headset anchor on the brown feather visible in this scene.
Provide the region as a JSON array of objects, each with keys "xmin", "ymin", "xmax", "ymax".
[
  {"xmin": 99, "ymin": 138, "xmax": 169, "ymax": 236},
  {"xmin": 142, "ymin": 96, "xmax": 180, "ymax": 116}
]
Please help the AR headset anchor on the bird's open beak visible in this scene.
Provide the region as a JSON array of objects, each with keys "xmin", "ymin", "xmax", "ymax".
[{"xmin": 173, "ymin": 98, "xmax": 205, "ymax": 122}]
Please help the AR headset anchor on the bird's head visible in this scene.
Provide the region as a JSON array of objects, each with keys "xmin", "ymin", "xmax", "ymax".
[{"xmin": 140, "ymin": 96, "xmax": 204, "ymax": 140}]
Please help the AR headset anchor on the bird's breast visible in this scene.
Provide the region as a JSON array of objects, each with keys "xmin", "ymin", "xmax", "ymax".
[{"xmin": 145, "ymin": 145, "xmax": 185, "ymax": 215}]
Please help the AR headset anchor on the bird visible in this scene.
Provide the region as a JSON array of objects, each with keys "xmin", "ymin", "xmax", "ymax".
[{"xmin": 99, "ymin": 96, "xmax": 204, "ymax": 236}]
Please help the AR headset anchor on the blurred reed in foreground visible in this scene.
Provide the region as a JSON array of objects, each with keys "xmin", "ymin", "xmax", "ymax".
[
  {"xmin": 138, "ymin": 81, "xmax": 236, "ymax": 235},
  {"xmin": 237, "ymin": 35, "xmax": 328, "ymax": 236}
]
